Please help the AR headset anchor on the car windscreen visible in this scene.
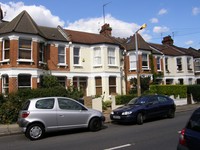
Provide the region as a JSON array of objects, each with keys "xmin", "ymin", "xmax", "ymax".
[{"xmin": 128, "ymin": 97, "xmax": 147, "ymax": 105}]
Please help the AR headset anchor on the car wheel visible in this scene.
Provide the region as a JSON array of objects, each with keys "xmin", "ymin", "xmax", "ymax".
[
  {"xmin": 25, "ymin": 123, "xmax": 45, "ymax": 140},
  {"xmin": 89, "ymin": 118, "xmax": 102, "ymax": 131},
  {"xmin": 168, "ymin": 109, "xmax": 175, "ymax": 118},
  {"xmin": 137, "ymin": 113, "xmax": 144, "ymax": 125}
]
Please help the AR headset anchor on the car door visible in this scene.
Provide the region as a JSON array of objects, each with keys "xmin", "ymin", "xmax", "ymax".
[
  {"xmin": 157, "ymin": 96, "xmax": 171, "ymax": 116},
  {"xmin": 56, "ymin": 98, "xmax": 90, "ymax": 129},
  {"xmin": 145, "ymin": 96, "xmax": 160, "ymax": 119}
]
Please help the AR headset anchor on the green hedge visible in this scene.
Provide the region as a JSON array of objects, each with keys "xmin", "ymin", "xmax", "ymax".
[
  {"xmin": 187, "ymin": 85, "xmax": 200, "ymax": 102},
  {"xmin": 149, "ymin": 85, "xmax": 187, "ymax": 98},
  {"xmin": 115, "ymin": 95, "xmax": 136, "ymax": 105}
]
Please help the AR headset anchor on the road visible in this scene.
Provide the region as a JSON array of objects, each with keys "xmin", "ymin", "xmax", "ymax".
[{"xmin": 0, "ymin": 110, "xmax": 194, "ymax": 150}]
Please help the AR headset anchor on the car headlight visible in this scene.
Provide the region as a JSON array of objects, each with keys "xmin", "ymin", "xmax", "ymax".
[
  {"xmin": 122, "ymin": 111, "xmax": 132, "ymax": 115},
  {"xmin": 111, "ymin": 111, "xmax": 114, "ymax": 115}
]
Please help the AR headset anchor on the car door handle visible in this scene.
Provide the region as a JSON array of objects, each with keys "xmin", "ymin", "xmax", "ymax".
[{"xmin": 59, "ymin": 115, "xmax": 64, "ymax": 117}]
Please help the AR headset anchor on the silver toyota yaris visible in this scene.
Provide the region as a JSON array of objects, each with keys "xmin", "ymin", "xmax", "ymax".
[{"xmin": 17, "ymin": 97, "xmax": 105, "ymax": 140}]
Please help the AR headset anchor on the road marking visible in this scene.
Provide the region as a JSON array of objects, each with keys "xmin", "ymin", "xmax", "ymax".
[{"xmin": 104, "ymin": 144, "xmax": 132, "ymax": 150}]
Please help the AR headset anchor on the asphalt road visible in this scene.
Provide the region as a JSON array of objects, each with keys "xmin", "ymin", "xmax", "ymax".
[{"xmin": 0, "ymin": 110, "xmax": 194, "ymax": 150}]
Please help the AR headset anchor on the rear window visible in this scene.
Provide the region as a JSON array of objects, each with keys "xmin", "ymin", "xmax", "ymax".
[
  {"xmin": 22, "ymin": 100, "xmax": 30, "ymax": 110},
  {"xmin": 35, "ymin": 98, "xmax": 55, "ymax": 109},
  {"xmin": 187, "ymin": 110, "xmax": 200, "ymax": 132}
]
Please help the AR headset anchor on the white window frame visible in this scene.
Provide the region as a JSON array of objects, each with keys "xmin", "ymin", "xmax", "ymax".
[
  {"xmin": 39, "ymin": 42, "xmax": 45, "ymax": 63},
  {"xmin": 93, "ymin": 47, "xmax": 101, "ymax": 66},
  {"xmin": 18, "ymin": 39, "xmax": 33, "ymax": 63},
  {"xmin": 2, "ymin": 39, "xmax": 10, "ymax": 61},
  {"xmin": 108, "ymin": 47, "xmax": 116, "ymax": 66},
  {"xmin": 187, "ymin": 57, "xmax": 192, "ymax": 70},
  {"xmin": 73, "ymin": 47, "xmax": 80, "ymax": 66},
  {"xmin": 194, "ymin": 59, "xmax": 200, "ymax": 72},
  {"xmin": 142, "ymin": 53, "xmax": 149, "ymax": 69},
  {"xmin": 129, "ymin": 52, "xmax": 136, "ymax": 70},
  {"xmin": 157, "ymin": 56, "xmax": 161, "ymax": 71},
  {"xmin": 58, "ymin": 45, "xmax": 66, "ymax": 65},
  {"xmin": 2, "ymin": 74, "xmax": 9, "ymax": 94},
  {"xmin": 176, "ymin": 57, "xmax": 182, "ymax": 71}
]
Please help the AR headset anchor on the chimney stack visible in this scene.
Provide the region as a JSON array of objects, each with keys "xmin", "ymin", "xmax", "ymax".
[
  {"xmin": 162, "ymin": 35, "xmax": 174, "ymax": 45},
  {"xmin": 100, "ymin": 23, "xmax": 112, "ymax": 36}
]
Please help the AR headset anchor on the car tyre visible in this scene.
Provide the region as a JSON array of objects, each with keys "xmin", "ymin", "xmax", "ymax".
[
  {"xmin": 137, "ymin": 113, "xmax": 144, "ymax": 125},
  {"xmin": 89, "ymin": 118, "xmax": 102, "ymax": 131},
  {"xmin": 167, "ymin": 109, "xmax": 175, "ymax": 118},
  {"xmin": 25, "ymin": 123, "xmax": 45, "ymax": 140}
]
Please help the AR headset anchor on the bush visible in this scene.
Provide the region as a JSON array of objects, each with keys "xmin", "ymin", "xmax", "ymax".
[
  {"xmin": 187, "ymin": 85, "xmax": 200, "ymax": 102},
  {"xmin": 115, "ymin": 95, "xmax": 136, "ymax": 105}
]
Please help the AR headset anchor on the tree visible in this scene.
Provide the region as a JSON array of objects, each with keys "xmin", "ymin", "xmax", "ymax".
[{"xmin": 41, "ymin": 75, "xmax": 61, "ymax": 88}]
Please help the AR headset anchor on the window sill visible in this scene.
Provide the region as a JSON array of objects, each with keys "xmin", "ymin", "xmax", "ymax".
[
  {"xmin": 17, "ymin": 59, "xmax": 34, "ymax": 64},
  {"xmin": 57, "ymin": 63, "xmax": 68, "ymax": 68},
  {"xmin": 108, "ymin": 65, "xmax": 118, "ymax": 68},
  {"xmin": 93, "ymin": 65, "xmax": 102, "ymax": 68},
  {"xmin": 0, "ymin": 60, "xmax": 10, "ymax": 65},
  {"xmin": 73, "ymin": 65, "xmax": 83, "ymax": 69}
]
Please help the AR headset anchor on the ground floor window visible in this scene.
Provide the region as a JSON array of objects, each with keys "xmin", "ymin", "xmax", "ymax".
[
  {"xmin": 2, "ymin": 75, "xmax": 9, "ymax": 94},
  {"xmin": 57, "ymin": 76, "xmax": 66, "ymax": 87},
  {"xmin": 95, "ymin": 77, "xmax": 102, "ymax": 96},
  {"xmin": 73, "ymin": 77, "xmax": 87, "ymax": 96},
  {"xmin": 197, "ymin": 79, "xmax": 200, "ymax": 84},
  {"xmin": 109, "ymin": 76, "xmax": 116, "ymax": 94},
  {"xmin": 178, "ymin": 78, "xmax": 184, "ymax": 85},
  {"xmin": 18, "ymin": 74, "xmax": 31, "ymax": 89},
  {"xmin": 166, "ymin": 79, "xmax": 173, "ymax": 85}
]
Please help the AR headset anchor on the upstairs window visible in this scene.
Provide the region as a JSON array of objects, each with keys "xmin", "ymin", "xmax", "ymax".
[
  {"xmin": 187, "ymin": 57, "xmax": 192, "ymax": 70},
  {"xmin": 194, "ymin": 59, "xmax": 200, "ymax": 71},
  {"xmin": 39, "ymin": 43, "xmax": 45, "ymax": 62},
  {"xmin": 73, "ymin": 47, "xmax": 80, "ymax": 65},
  {"xmin": 58, "ymin": 46, "xmax": 65, "ymax": 64},
  {"xmin": 129, "ymin": 52, "xmax": 136, "ymax": 70},
  {"xmin": 157, "ymin": 56, "xmax": 161, "ymax": 71},
  {"xmin": 176, "ymin": 58, "xmax": 182, "ymax": 71},
  {"xmin": 19, "ymin": 39, "xmax": 32, "ymax": 60},
  {"xmin": 165, "ymin": 57, "xmax": 169, "ymax": 72},
  {"xmin": 2, "ymin": 39, "xmax": 10, "ymax": 60},
  {"xmin": 142, "ymin": 53, "xmax": 149, "ymax": 69},
  {"xmin": 93, "ymin": 47, "xmax": 101, "ymax": 66},
  {"xmin": 108, "ymin": 47, "xmax": 115, "ymax": 65}
]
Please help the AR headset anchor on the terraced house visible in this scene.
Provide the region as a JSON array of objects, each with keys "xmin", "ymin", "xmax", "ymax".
[
  {"xmin": 0, "ymin": 10, "xmax": 199, "ymax": 99},
  {"xmin": 0, "ymin": 10, "xmax": 124, "ymax": 100}
]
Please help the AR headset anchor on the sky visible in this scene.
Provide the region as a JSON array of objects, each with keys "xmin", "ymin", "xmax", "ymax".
[{"xmin": 0, "ymin": 0, "xmax": 200, "ymax": 49}]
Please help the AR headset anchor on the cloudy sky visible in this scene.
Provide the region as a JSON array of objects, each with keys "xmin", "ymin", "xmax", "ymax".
[{"xmin": 0, "ymin": 0, "xmax": 200, "ymax": 49}]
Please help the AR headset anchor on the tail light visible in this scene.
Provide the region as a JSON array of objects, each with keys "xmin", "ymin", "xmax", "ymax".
[
  {"xmin": 21, "ymin": 111, "xmax": 30, "ymax": 118},
  {"xmin": 179, "ymin": 128, "xmax": 186, "ymax": 146}
]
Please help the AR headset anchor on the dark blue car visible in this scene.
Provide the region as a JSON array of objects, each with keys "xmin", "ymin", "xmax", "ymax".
[
  {"xmin": 177, "ymin": 107, "xmax": 200, "ymax": 150},
  {"xmin": 110, "ymin": 95, "xmax": 176, "ymax": 125}
]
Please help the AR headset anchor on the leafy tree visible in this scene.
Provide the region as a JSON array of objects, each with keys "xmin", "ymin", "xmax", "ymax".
[{"xmin": 41, "ymin": 75, "xmax": 61, "ymax": 88}]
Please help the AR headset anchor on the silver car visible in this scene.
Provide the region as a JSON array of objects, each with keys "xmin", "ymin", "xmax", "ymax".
[{"xmin": 17, "ymin": 97, "xmax": 105, "ymax": 140}]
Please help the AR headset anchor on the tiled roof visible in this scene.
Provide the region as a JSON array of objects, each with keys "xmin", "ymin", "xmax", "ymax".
[
  {"xmin": 149, "ymin": 43, "xmax": 186, "ymax": 56},
  {"xmin": 64, "ymin": 29, "xmax": 118, "ymax": 45},
  {"xmin": 0, "ymin": 10, "xmax": 45, "ymax": 37}
]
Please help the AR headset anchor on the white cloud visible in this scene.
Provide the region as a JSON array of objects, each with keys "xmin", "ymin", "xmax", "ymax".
[
  {"xmin": 192, "ymin": 7, "xmax": 200, "ymax": 15},
  {"xmin": 0, "ymin": 2, "xmax": 151, "ymax": 39},
  {"xmin": 158, "ymin": 8, "xmax": 168, "ymax": 15},
  {"xmin": 185, "ymin": 40, "xmax": 194, "ymax": 45},
  {"xmin": 0, "ymin": 2, "xmax": 65, "ymax": 27},
  {"xmin": 150, "ymin": 18, "xmax": 158, "ymax": 23},
  {"xmin": 153, "ymin": 26, "xmax": 170, "ymax": 33},
  {"xmin": 66, "ymin": 14, "xmax": 149, "ymax": 38}
]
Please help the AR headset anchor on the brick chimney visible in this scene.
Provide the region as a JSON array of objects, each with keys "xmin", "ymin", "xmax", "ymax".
[
  {"xmin": 162, "ymin": 35, "xmax": 174, "ymax": 45},
  {"xmin": 100, "ymin": 23, "xmax": 112, "ymax": 36}
]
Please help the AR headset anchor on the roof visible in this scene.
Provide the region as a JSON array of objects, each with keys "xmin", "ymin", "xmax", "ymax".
[
  {"xmin": 0, "ymin": 10, "xmax": 45, "ymax": 37},
  {"xmin": 64, "ymin": 29, "xmax": 118, "ymax": 45}
]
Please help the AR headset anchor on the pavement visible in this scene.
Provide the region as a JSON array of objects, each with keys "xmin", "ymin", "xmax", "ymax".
[{"xmin": 0, "ymin": 103, "xmax": 200, "ymax": 137}]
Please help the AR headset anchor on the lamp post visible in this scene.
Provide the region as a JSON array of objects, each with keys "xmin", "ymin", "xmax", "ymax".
[{"xmin": 135, "ymin": 24, "xmax": 147, "ymax": 97}]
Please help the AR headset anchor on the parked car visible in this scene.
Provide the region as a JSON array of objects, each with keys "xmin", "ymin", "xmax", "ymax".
[
  {"xmin": 177, "ymin": 107, "xmax": 200, "ymax": 150},
  {"xmin": 18, "ymin": 97, "xmax": 105, "ymax": 140},
  {"xmin": 110, "ymin": 95, "xmax": 176, "ymax": 124}
]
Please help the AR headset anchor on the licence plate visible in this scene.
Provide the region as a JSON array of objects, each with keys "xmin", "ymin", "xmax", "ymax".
[{"xmin": 113, "ymin": 115, "xmax": 121, "ymax": 119}]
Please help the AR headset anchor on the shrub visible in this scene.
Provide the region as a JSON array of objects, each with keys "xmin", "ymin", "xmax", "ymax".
[{"xmin": 115, "ymin": 95, "xmax": 136, "ymax": 105}]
